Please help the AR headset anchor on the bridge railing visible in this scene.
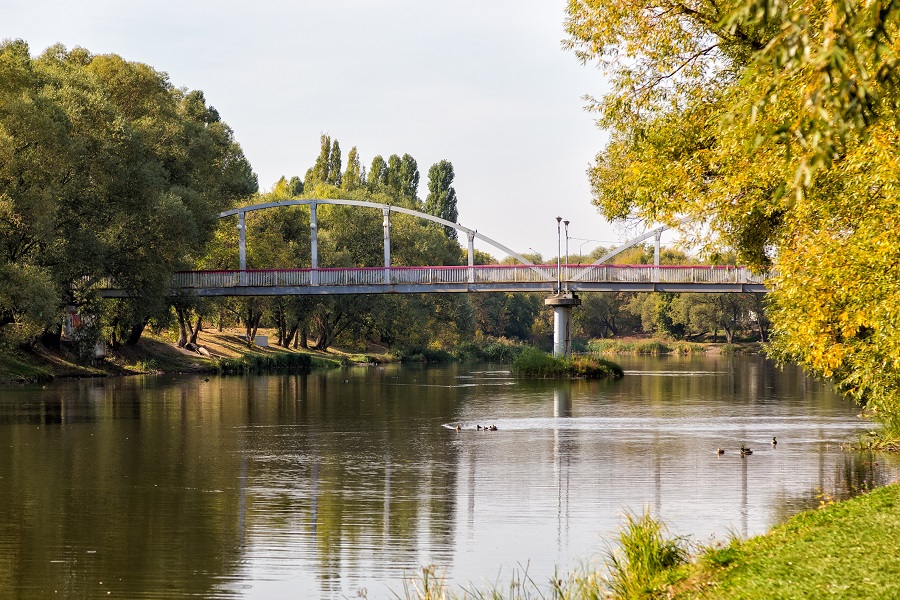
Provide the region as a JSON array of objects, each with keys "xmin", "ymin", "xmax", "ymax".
[{"xmin": 169, "ymin": 265, "xmax": 767, "ymax": 289}]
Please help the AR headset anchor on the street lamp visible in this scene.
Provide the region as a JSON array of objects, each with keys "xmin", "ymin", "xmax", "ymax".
[
  {"xmin": 568, "ymin": 237, "xmax": 609, "ymax": 262},
  {"xmin": 556, "ymin": 217, "xmax": 562, "ymax": 293},
  {"xmin": 563, "ymin": 220, "xmax": 570, "ymax": 292}
]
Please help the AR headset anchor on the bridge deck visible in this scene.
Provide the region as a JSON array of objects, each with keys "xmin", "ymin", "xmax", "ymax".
[{"xmin": 99, "ymin": 265, "xmax": 769, "ymax": 297}]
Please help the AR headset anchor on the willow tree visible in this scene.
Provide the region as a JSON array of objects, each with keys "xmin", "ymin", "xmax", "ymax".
[{"xmin": 565, "ymin": 1, "xmax": 900, "ymax": 427}]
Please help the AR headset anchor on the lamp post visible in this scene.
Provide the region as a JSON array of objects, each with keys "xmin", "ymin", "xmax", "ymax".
[
  {"xmin": 568, "ymin": 237, "xmax": 608, "ymax": 262},
  {"xmin": 555, "ymin": 216, "xmax": 562, "ymax": 294},
  {"xmin": 546, "ymin": 216, "xmax": 581, "ymax": 357},
  {"xmin": 564, "ymin": 220, "xmax": 570, "ymax": 292}
]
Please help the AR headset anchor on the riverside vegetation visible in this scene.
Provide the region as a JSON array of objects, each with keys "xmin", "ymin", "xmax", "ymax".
[{"xmin": 396, "ymin": 483, "xmax": 900, "ymax": 599}]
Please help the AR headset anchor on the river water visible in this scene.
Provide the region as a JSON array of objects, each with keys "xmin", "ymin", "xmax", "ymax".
[{"xmin": 0, "ymin": 355, "xmax": 897, "ymax": 598}]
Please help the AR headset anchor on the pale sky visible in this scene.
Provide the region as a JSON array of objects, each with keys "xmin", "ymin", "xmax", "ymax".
[{"xmin": 4, "ymin": 0, "xmax": 637, "ymax": 260}]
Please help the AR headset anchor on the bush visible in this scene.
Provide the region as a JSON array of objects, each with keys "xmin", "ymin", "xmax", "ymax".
[
  {"xmin": 213, "ymin": 352, "xmax": 337, "ymax": 374},
  {"xmin": 587, "ymin": 339, "xmax": 670, "ymax": 355},
  {"xmin": 394, "ymin": 346, "xmax": 455, "ymax": 363},
  {"xmin": 513, "ymin": 347, "xmax": 623, "ymax": 379},
  {"xmin": 455, "ymin": 337, "xmax": 526, "ymax": 362}
]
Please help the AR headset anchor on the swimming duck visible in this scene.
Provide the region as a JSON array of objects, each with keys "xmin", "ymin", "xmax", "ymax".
[
  {"xmin": 717, "ymin": 448, "xmax": 725, "ymax": 455},
  {"xmin": 476, "ymin": 425, "xmax": 483, "ymax": 431},
  {"xmin": 455, "ymin": 424, "xmax": 461, "ymax": 432},
  {"xmin": 772, "ymin": 436, "xmax": 778, "ymax": 446},
  {"xmin": 740, "ymin": 445, "xmax": 753, "ymax": 456},
  {"xmin": 488, "ymin": 424, "xmax": 498, "ymax": 431}
]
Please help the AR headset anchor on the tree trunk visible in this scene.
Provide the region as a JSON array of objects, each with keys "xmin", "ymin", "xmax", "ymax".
[
  {"xmin": 299, "ymin": 326, "xmax": 308, "ymax": 349},
  {"xmin": 188, "ymin": 313, "xmax": 202, "ymax": 346},
  {"xmin": 753, "ymin": 294, "xmax": 768, "ymax": 343},
  {"xmin": 285, "ymin": 323, "xmax": 298, "ymax": 348},
  {"xmin": 244, "ymin": 304, "xmax": 262, "ymax": 347},
  {"xmin": 125, "ymin": 318, "xmax": 147, "ymax": 346},
  {"xmin": 175, "ymin": 306, "xmax": 189, "ymax": 348}
]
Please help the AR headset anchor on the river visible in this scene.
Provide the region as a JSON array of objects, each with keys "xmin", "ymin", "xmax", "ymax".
[{"xmin": 0, "ymin": 355, "xmax": 896, "ymax": 598}]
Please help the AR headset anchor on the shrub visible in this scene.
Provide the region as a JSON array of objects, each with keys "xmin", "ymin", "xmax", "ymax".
[{"xmin": 513, "ymin": 347, "xmax": 623, "ymax": 379}]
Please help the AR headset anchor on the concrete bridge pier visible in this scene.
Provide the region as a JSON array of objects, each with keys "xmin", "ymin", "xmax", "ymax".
[{"xmin": 545, "ymin": 293, "xmax": 581, "ymax": 358}]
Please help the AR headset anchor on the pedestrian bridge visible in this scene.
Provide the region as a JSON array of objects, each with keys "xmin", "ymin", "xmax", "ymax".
[
  {"xmin": 97, "ymin": 198, "xmax": 771, "ymax": 297},
  {"xmin": 100, "ymin": 264, "xmax": 767, "ymax": 297}
]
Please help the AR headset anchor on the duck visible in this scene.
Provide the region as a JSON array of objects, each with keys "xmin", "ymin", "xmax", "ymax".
[
  {"xmin": 488, "ymin": 424, "xmax": 498, "ymax": 431},
  {"xmin": 476, "ymin": 424, "xmax": 483, "ymax": 430},
  {"xmin": 717, "ymin": 448, "xmax": 725, "ymax": 455},
  {"xmin": 772, "ymin": 436, "xmax": 778, "ymax": 446},
  {"xmin": 455, "ymin": 424, "xmax": 461, "ymax": 433},
  {"xmin": 740, "ymin": 445, "xmax": 753, "ymax": 456}
]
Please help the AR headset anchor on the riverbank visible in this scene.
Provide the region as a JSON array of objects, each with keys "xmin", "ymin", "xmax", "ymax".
[
  {"xmin": 399, "ymin": 482, "xmax": 900, "ymax": 599},
  {"xmin": 666, "ymin": 481, "xmax": 900, "ymax": 598},
  {"xmin": 0, "ymin": 328, "xmax": 357, "ymax": 384},
  {"xmin": 0, "ymin": 334, "xmax": 763, "ymax": 385}
]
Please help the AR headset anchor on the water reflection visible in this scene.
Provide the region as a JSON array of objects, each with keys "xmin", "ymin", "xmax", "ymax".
[{"xmin": 0, "ymin": 357, "xmax": 897, "ymax": 598}]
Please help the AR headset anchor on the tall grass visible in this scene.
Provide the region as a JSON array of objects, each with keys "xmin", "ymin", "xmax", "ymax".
[
  {"xmin": 603, "ymin": 509, "xmax": 688, "ymax": 599},
  {"xmin": 214, "ymin": 352, "xmax": 339, "ymax": 374},
  {"xmin": 396, "ymin": 511, "xmax": 684, "ymax": 599},
  {"xmin": 455, "ymin": 338, "xmax": 527, "ymax": 363},
  {"xmin": 391, "ymin": 346, "xmax": 456, "ymax": 363},
  {"xmin": 587, "ymin": 340, "xmax": 669, "ymax": 355},
  {"xmin": 513, "ymin": 347, "xmax": 623, "ymax": 379}
]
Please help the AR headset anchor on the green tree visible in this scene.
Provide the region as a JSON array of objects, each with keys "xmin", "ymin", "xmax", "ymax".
[
  {"xmin": 398, "ymin": 153, "xmax": 420, "ymax": 201},
  {"xmin": 0, "ymin": 41, "xmax": 256, "ymax": 348},
  {"xmin": 565, "ymin": 1, "xmax": 900, "ymax": 426},
  {"xmin": 341, "ymin": 146, "xmax": 363, "ymax": 191},
  {"xmin": 424, "ymin": 160, "xmax": 459, "ymax": 239},
  {"xmin": 367, "ymin": 155, "xmax": 387, "ymax": 189}
]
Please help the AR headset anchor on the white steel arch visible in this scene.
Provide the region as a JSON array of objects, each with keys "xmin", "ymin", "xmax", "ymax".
[{"xmin": 219, "ymin": 199, "xmax": 541, "ymax": 286}]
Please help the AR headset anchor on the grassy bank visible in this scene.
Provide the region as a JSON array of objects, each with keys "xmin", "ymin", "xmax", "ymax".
[
  {"xmin": 586, "ymin": 338, "xmax": 759, "ymax": 356},
  {"xmin": 397, "ymin": 483, "xmax": 900, "ymax": 599},
  {"xmin": 0, "ymin": 328, "xmax": 347, "ymax": 384},
  {"xmin": 669, "ymin": 482, "xmax": 900, "ymax": 598}
]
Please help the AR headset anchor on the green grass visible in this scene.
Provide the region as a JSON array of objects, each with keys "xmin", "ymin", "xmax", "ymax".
[
  {"xmin": 391, "ymin": 346, "xmax": 456, "ymax": 363},
  {"xmin": 214, "ymin": 352, "xmax": 340, "ymax": 374},
  {"xmin": 513, "ymin": 347, "xmax": 623, "ymax": 379},
  {"xmin": 587, "ymin": 339, "xmax": 674, "ymax": 356},
  {"xmin": 455, "ymin": 338, "xmax": 528, "ymax": 363},
  {"xmin": 670, "ymin": 483, "xmax": 900, "ymax": 598},
  {"xmin": 0, "ymin": 351, "xmax": 54, "ymax": 384},
  {"xmin": 394, "ymin": 484, "xmax": 900, "ymax": 599},
  {"xmin": 605, "ymin": 509, "xmax": 689, "ymax": 599}
]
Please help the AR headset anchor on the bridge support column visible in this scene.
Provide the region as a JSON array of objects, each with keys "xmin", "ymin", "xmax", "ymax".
[
  {"xmin": 383, "ymin": 207, "xmax": 391, "ymax": 285},
  {"xmin": 467, "ymin": 231, "xmax": 475, "ymax": 283},
  {"xmin": 237, "ymin": 211, "xmax": 247, "ymax": 286},
  {"xmin": 310, "ymin": 203, "xmax": 319, "ymax": 286},
  {"xmin": 544, "ymin": 293, "xmax": 581, "ymax": 358}
]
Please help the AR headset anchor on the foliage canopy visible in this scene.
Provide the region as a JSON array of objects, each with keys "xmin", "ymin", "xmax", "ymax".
[{"xmin": 565, "ymin": 0, "xmax": 900, "ymax": 425}]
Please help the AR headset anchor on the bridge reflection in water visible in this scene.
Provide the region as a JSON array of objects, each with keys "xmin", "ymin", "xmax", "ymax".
[{"xmin": 100, "ymin": 264, "xmax": 769, "ymax": 297}]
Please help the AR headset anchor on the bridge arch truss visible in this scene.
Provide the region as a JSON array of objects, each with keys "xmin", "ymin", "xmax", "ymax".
[{"xmin": 220, "ymin": 199, "xmax": 537, "ymax": 286}]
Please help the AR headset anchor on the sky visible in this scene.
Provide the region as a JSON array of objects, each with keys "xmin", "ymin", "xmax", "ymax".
[{"xmin": 3, "ymin": 0, "xmax": 650, "ymax": 261}]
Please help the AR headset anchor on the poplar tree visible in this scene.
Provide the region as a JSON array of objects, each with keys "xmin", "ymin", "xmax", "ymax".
[
  {"xmin": 341, "ymin": 146, "xmax": 363, "ymax": 191},
  {"xmin": 327, "ymin": 139, "xmax": 342, "ymax": 187},
  {"xmin": 398, "ymin": 153, "xmax": 420, "ymax": 201},
  {"xmin": 424, "ymin": 160, "xmax": 458, "ymax": 239},
  {"xmin": 367, "ymin": 155, "xmax": 387, "ymax": 188}
]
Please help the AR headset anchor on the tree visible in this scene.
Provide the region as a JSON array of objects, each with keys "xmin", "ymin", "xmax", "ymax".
[
  {"xmin": 398, "ymin": 154, "xmax": 420, "ymax": 201},
  {"xmin": 424, "ymin": 160, "xmax": 458, "ymax": 239},
  {"xmin": 565, "ymin": 1, "xmax": 900, "ymax": 427},
  {"xmin": 0, "ymin": 41, "xmax": 257, "ymax": 348},
  {"xmin": 341, "ymin": 147, "xmax": 363, "ymax": 191},
  {"xmin": 327, "ymin": 139, "xmax": 342, "ymax": 187},
  {"xmin": 367, "ymin": 155, "xmax": 388, "ymax": 189}
]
